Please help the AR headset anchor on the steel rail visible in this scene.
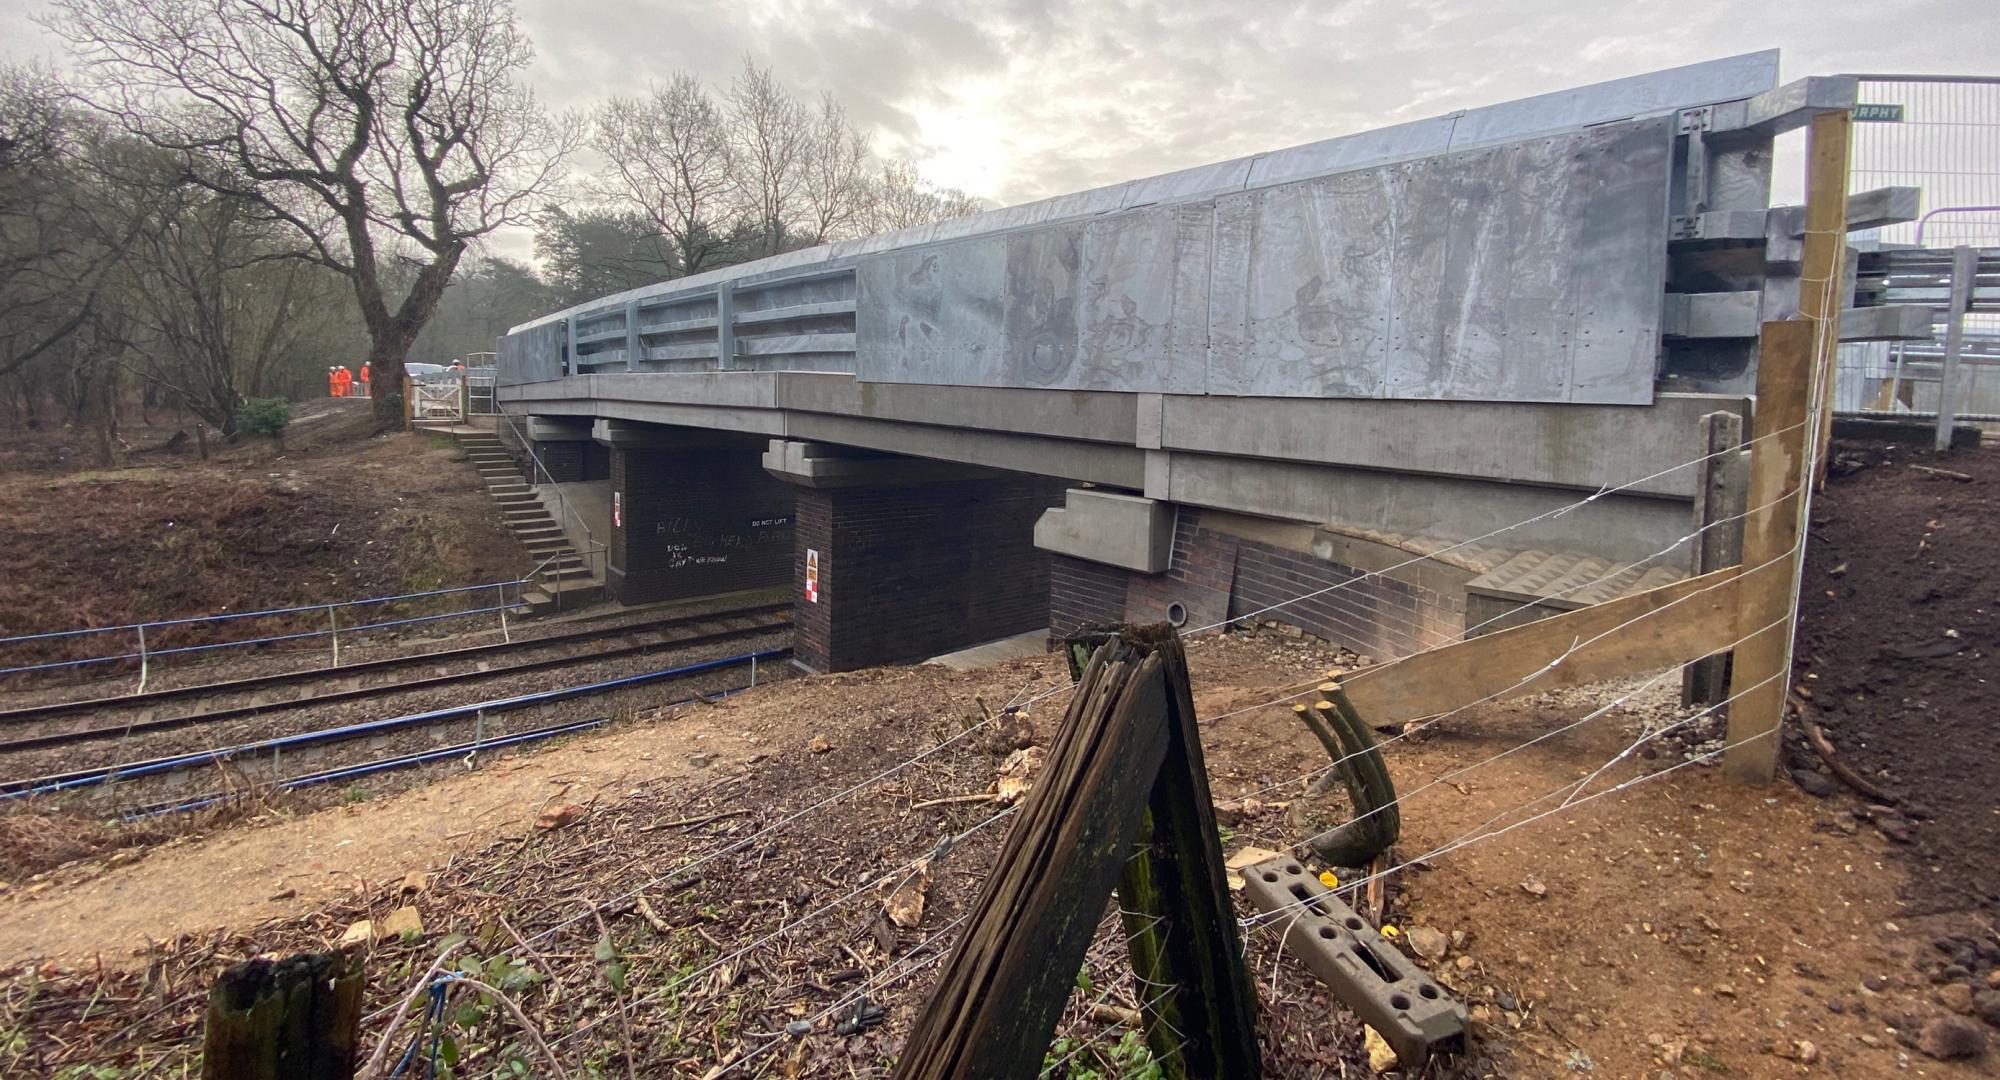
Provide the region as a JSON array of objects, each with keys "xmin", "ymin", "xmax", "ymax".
[
  {"xmin": 0, "ymin": 647, "xmax": 790, "ymax": 799},
  {"xmin": 0, "ymin": 602, "xmax": 790, "ymax": 726},
  {"xmin": 0, "ymin": 614, "xmax": 791, "ymax": 754}
]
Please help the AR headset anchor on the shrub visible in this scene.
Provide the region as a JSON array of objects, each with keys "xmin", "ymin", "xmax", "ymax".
[{"xmin": 234, "ymin": 398, "xmax": 292, "ymax": 438}]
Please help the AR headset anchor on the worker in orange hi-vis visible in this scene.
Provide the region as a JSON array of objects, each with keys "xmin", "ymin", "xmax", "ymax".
[
  {"xmin": 327, "ymin": 366, "xmax": 339, "ymax": 397},
  {"xmin": 358, "ymin": 361, "xmax": 372, "ymax": 398},
  {"xmin": 334, "ymin": 365, "xmax": 353, "ymax": 398}
]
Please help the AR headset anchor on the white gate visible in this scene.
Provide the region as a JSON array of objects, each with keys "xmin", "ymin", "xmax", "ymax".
[{"xmin": 413, "ymin": 378, "xmax": 463, "ymax": 421}]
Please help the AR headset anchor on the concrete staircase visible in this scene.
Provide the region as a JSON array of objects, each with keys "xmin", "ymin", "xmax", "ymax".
[{"xmin": 456, "ymin": 430, "xmax": 604, "ymax": 614}]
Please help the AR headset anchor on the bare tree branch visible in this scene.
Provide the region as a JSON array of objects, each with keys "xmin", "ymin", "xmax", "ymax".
[{"xmin": 46, "ymin": 0, "xmax": 576, "ymax": 426}]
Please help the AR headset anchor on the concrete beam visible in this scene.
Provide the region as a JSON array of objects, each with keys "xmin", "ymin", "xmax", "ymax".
[
  {"xmin": 508, "ymin": 375, "xmax": 1739, "ymax": 499},
  {"xmin": 1840, "ymin": 186, "xmax": 1922, "ymax": 233},
  {"xmin": 504, "ymin": 374, "xmax": 1731, "ymax": 560},
  {"xmin": 591, "ymin": 418, "xmax": 761, "ymax": 449},
  {"xmin": 1663, "ymin": 292, "xmax": 1761, "ymax": 339},
  {"xmin": 1156, "ymin": 392, "xmax": 1743, "ymax": 499},
  {"xmin": 1161, "ymin": 454, "xmax": 1690, "ymax": 567},
  {"xmin": 1033, "ymin": 489, "xmax": 1174, "ymax": 573},
  {"xmin": 784, "ymin": 412, "xmax": 1145, "ymax": 488},
  {"xmin": 525, "ymin": 416, "xmax": 592, "ymax": 441},
  {"xmin": 1708, "ymin": 76, "xmax": 1857, "ymax": 139},
  {"xmin": 1671, "ymin": 209, "xmax": 1770, "ymax": 242},
  {"xmin": 762, "ymin": 439, "xmax": 1004, "ymax": 489},
  {"xmin": 1674, "ymin": 186, "xmax": 1920, "ymax": 245},
  {"xmin": 1840, "ymin": 305, "xmax": 1936, "ymax": 342}
]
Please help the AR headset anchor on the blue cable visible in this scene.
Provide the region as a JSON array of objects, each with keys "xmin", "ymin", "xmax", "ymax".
[{"xmin": 388, "ymin": 974, "xmax": 460, "ymax": 1079}]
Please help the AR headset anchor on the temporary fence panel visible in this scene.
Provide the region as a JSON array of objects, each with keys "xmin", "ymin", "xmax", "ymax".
[
  {"xmin": 1846, "ymin": 75, "xmax": 2000, "ymax": 249},
  {"xmin": 1836, "ymin": 76, "xmax": 2000, "ymax": 425},
  {"xmin": 465, "ymin": 368, "xmax": 498, "ymax": 414}
]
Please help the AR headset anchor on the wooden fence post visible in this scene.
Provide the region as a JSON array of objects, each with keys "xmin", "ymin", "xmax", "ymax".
[
  {"xmin": 1114, "ymin": 630, "xmax": 1263, "ymax": 1079},
  {"xmin": 1682, "ymin": 410, "xmax": 1747, "ymax": 707},
  {"xmin": 1722, "ymin": 321, "xmax": 1815, "ymax": 784},
  {"xmin": 1727, "ymin": 104, "xmax": 1848, "ymax": 779},
  {"xmin": 1802, "ymin": 109, "xmax": 1851, "ymax": 489},
  {"xmin": 201, "ymin": 951, "xmax": 363, "ymax": 1080},
  {"xmin": 895, "ymin": 626, "xmax": 1260, "ymax": 1079}
]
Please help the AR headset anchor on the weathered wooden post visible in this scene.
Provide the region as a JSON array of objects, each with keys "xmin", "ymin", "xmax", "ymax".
[
  {"xmin": 201, "ymin": 951, "xmax": 363, "ymax": 1080},
  {"xmin": 1727, "ymin": 101, "xmax": 1848, "ymax": 780},
  {"xmin": 1682, "ymin": 410, "xmax": 1747, "ymax": 707},
  {"xmin": 1723, "ymin": 321, "xmax": 1814, "ymax": 784},
  {"xmin": 1294, "ymin": 680, "xmax": 1400, "ymax": 866},
  {"xmin": 894, "ymin": 625, "xmax": 1260, "ymax": 1080}
]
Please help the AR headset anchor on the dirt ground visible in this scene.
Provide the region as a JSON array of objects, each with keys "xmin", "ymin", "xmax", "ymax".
[
  {"xmin": 4, "ymin": 622, "xmax": 1989, "ymax": 1079},
  {"xmin": 0, "ymin": 399, "xmax": 531, "ymax": 673},
  {"xmin": 1794, "ymin": 441, "xmax": 1999, "ymax": 919}
]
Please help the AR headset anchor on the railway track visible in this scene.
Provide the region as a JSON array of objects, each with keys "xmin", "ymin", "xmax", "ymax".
[
  {"xmin": 120, "ymin": 680, "xmax": 759, "ymax": 820},
  {"xmin": 1, "ymin": 646, "xmax": 790, "ymax": 801},
  {"xmin": 0, "ymin": 602, "xmax": 792, "ymax": 753}
]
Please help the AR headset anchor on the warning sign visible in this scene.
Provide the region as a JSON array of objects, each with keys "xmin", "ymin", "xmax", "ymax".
[
  {"xmin": 613, "ymin": 491, "xmax": 623, "ymax": 528},
  {"xmin": 805, "ymin": 548, "xmax": 819, "ymax": 603}
]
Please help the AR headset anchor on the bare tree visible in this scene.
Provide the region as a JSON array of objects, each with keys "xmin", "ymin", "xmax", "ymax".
[
  {"xmin": 48, "ymin": 0, "xmax": 576, "ymax": 427},
  {"xmin": 0, "ymin": 65, "xmax": 125, "ymax": 381},
  {"xmin": 799, "ymin": 92, "xmax": 872, "ymax": 246},
  {"xmin": 725, "ymin": 57, "xmax": 811, "ymax": 258},
  {"xmin": 593, "ymin": 75, "xmax": 736, "ymax": 277},
  {"xmin": 84, "ymin": 141, "xmax": 354, "ymax": 436},
  {"xmin": 867, "ymin": 159, "xmax": 984, "ymax": 234}
]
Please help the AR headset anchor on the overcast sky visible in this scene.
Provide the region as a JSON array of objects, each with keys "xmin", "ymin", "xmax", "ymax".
[{"xmin": 4, "ymin": 0, "xmax": 1995, "ymax": 264}]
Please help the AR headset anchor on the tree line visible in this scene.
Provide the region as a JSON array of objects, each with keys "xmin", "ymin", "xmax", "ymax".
[{"xmin": 0, "ymin": 0, "xmax": 980, "ymax": 452}]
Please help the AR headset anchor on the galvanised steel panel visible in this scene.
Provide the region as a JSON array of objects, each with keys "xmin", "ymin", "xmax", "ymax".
[
  {"xmin": 857, "ymin": 204, "xmax": 1216, "ymax": 392},
  {"xmin": 495, "ymin": 319, "xmax": 564, "ymax": 385},
  {"xmin": 853, "ymin": 236, "xmax": 1008, "ymax": 385},
  {"xmin": 860, "ymin": 117, "xmax": 1671, "ymax": 404},
  {"xmin": 508, "ymin": 53, "xmax": 1771, "ymax": 343}
]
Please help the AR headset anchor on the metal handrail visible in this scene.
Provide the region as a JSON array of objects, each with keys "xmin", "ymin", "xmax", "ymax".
[{"xmin": 496, "ymin": 409, "xmax": 609, "ymax": 609}]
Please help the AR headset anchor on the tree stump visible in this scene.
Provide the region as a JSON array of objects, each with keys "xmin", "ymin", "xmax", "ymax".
[{"xmin": 201, "ymin": 951, "xmax": 363, "ymax": 1080}]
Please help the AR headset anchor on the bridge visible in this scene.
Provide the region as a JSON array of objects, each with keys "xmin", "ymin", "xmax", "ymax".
[{"xmin": 493, "ymin": 51, "xmax": 1922, "ymax": 672}]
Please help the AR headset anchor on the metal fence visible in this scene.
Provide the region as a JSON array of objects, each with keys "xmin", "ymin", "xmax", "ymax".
[
  {"xmin": 466, "ymin": 367, "xmax": 498, "ymax": 414},
  {"xmin": 1847, "ymin": 75, "xmax": 2000, "ymax": 248},
  {"xmin": 1836, "ymin": 76, "xmax": 2000, "ymax": 431},
  {"xmin": 0, "ymin": 577, "xmax": 533, "ymax": 687}
]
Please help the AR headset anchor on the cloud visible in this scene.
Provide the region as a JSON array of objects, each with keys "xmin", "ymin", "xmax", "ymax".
[{"xmin": 7, "ymin": 0, "xmax": 1996, "ymax": 218}]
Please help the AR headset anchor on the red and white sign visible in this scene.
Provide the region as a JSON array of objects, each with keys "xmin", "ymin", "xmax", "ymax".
[
  {"xmin": 613, "ymin": 491, "xmax": 623, "ymax": 528},
  {"xmin": 805, "ymin": 548, "xmax": 819, "ymax": 603}
]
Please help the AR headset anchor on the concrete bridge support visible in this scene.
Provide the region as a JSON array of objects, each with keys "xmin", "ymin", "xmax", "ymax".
[
  {"xmin": 514, "ymin": 416, "xmax": 606, "ymax": 483},
  {"xmin": 1039, "ymin": 489, "xmax": 1470, "ymax": 662},
  {"xmin": 765, "ymin": 441, "xmax": 1064, "ymax": 672},
  {"xmin": 600, "ymin": 422, "xmax": 794, "ymax": 605}
]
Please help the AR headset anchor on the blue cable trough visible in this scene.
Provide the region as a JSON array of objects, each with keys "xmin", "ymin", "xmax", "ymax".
[{"xmin": 0, "ymin": 647, "xmax": 787, "ymax": 801}]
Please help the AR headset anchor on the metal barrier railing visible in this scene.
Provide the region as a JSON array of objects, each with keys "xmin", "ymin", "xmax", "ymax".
[{"xmin": 0, "ymin": 576, "xmax": 534, "ymax": 686}]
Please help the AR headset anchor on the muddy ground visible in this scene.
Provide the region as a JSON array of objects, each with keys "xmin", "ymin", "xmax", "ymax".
[{"xmin": 1794, "ymin": 441, "xmax": 1999, "ymax": 919}]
